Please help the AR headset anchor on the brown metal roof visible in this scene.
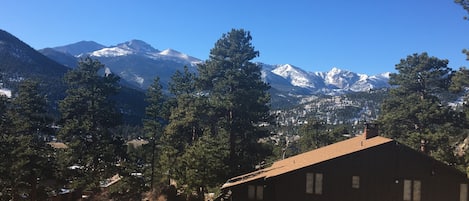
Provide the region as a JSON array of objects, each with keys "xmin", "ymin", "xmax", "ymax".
[{"xmin": 221, "ymin": 135, "xmax": 393, "ymax": 189}]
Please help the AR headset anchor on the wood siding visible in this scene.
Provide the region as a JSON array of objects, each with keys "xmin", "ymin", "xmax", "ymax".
[{"xmin": 229, "ymin": 142, "xmax": 468, "ymax": 201}]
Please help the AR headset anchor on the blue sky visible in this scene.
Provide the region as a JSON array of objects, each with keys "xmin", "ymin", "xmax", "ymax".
[{"xmin": 1, "ymin": 0, "xmax": 469, "ymax": 75}]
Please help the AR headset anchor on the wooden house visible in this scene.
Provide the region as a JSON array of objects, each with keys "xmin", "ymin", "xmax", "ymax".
[{"xmin": 219, "ymin": 125, "xmax": 469, "ymax": 201}]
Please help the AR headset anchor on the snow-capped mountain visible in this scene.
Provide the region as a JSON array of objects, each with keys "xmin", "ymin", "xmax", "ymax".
[
  {"xmin": 43, "ymin": 40, "xmax": 202, "ymax": 89},
  {"xmin": 262, "ymin": 63, "xmax": 389, "ymax": 95},
  {"xmin": 89, "ymin": 40, "xmax": 200, "ymax": 65},
  {"xmin": 41, "ymin": 39, "xmax": 390, "ymax": 106},
  {"xmin": 0, "ymin": 29, "xmax": 146, "ymax": 124},
  {"xmin": 270, "ymin": 64, "xmax": 324, "ymax": 88}
]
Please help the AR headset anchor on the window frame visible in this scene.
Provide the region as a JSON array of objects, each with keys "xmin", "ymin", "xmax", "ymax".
[
  {"xmin": 352, "ymin": 176, "xmax": 360, "ymax": 189},
  {"xmin": 248, "ymin": 184, "xmax": 264, "ymax": 200},
  {"xmin": 403, "ymin": 179, "xmax": 421, "ymax": 201},
  {"xmin": 461, "ymin": 183, "xmax": 468, "ymax": 201},
  {"xmin": 306, "ymin": 172, "xmax": 323, "ymax": 195}
]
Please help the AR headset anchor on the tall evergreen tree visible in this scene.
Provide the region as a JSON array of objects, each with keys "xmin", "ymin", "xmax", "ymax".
[
  {"xmin": 161, "ymin": 67, "xmax": 200, "ymax": 187},
  {"xmin": 0, "ymin": 92, "xmax": 10, "ymax": 133},
  {"xmin": 9, "ymin": 79, "xmax": 49, "ymax": 135},
  {"xmin": 379, "ymin": 53, "xmax": 464, "ymax": 163},
  {"xmin": 197, "ymin": 29, "xmax": 271, "ymax": 175},
  {"xmin": 161, "ymin": 66, "xmax": 230, "ymax": 195},
  {"xmin": 1, "ymin": 79, "xmax": 55, "ymax": 200},
  {"xmin": 450, "ymin": 67, "xmax": 469, "ymax": 122},
  {"xmin": 176, "ymin": 133, "xmax": 229, "ymax": 198},
  {"xmin": 298, "ymin": 118, "xmax": 330, "ymax": 152},
  {"xmin": 143, "ymin": 77, "xmax": 166, "ymax": 189},
  {"xmin": 58, "ymin": 57, "xmax": 123, "ymax": 191},
  {"xmin": 166, "ymin": 66, "xmax": 201, "ymax": 149}
]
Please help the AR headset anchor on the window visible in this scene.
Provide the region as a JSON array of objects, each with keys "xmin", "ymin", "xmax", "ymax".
[
  {"xmin": 403, "ymin": 179, "xmax": 421, "ymax": 201},
  {"xmin": 352, "ymin": 176, "xmax": 360, "ymax": 189},
  {"xmin": 461, "ymin": 183, "xmax": 468, "ymax": 201},
  {"xmin": 315, "ymin": 173, "xmax": 323, "ymax": 194},
  {"xmin": 306, "ymin": 173, "xmax": 314, "ymax": 194},
  {"xmin": 413, "ymin": 180, "xmax": 421, "ymax": 201},
  {"xmin": 306, "ymin": 172, "xmax": 323, "ymax": 195},
  {"xmin": 248, "ymin": 185, "xmax": 263, "ymax": 200},
  {"xmin": 403, "ymin": 180, "xmax": 412, "ymax": 201},
  {"xmin": 248, "ymin": 185, "xmax": 255, "ymax": 200},
  {"xmin": 256, "ymin": 185, "xmax": 264, "ymax": 200}
]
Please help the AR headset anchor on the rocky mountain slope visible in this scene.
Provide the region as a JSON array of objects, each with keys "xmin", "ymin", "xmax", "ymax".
[
  {"xmin": 41, "ymin": 40, "xmax": 390, "ymax": 107},
  {"xmin": 0, "ymin": 29, "xmax": 146, "ymax": 124},
  {"xmin": 0, "ymin": 29, "xmax": 391, "ymax": 124},
  {"xmin": 42, "ymin": 40, "xmax": 200, "ymax": 89}
]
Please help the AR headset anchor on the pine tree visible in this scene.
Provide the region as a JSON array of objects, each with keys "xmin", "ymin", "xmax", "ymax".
[
  {"xmin": 0, "ymin": 92, "xmax": 9, "ymax": 132},
  {"xmin": 0, "ymin": 92, "xmax": 13, "ymax": 200},
  {"xmin": 143, "ymin": 77, "xmax": 166, "ymax": 189},
  {"xmin": 197, "ymin": 29, "xmax": 271, "ymax": 175},
  {"xmin": 165, "ymin": 66, "xmax": 200, "ymax": 149},
  {"xmin": 59, "ymin": 57, "xmax": 123, "ymax": 191},
  {"xmin": 160, "ymin": 67, "xmax": 200, "ymax": 187},
  {"xmin": 9, "ymin": 79, "xmax": 49, "ymax": 135},
  {"xmin": 379, "ymin": 53, "xmax": 465, "ymax": 163},
  {"xmin": 298, "ymin": 118, "xmax": 330, "ymax": 151},
  {"xmin": 450, "ymin": 67, "xmax": 469, "ymax": 122},
  {"xmin": 1, "ymin": 79, "xmax": 55, "ymax": 200},
  {"xmin": 160, "ymin": 66, "xmax": 231, "ymax": 195},
  {"xmin": 177, "ymin": 133, "xmax": 229, "ymax": 198}
]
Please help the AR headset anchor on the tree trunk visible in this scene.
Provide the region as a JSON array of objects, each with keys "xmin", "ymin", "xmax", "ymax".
[{"xmin": 228, "ymin": 109, "xmax": 236, "ymax": 174}]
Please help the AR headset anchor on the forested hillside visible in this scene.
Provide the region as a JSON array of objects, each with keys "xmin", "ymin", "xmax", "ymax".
[{"xmin": 1, "ymin": 2, "xmax": 469, "ymax": 200}]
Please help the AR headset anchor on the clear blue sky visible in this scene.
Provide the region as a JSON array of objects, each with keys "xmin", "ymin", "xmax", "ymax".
[{"xmin": 1, "ymin": 0, "xmax": 469, "ymax": 75}]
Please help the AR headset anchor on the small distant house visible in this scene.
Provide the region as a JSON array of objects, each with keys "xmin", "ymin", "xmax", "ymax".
[{"xmin": 219, "ymin": 125, "xmax": 469, "ymax": 201}]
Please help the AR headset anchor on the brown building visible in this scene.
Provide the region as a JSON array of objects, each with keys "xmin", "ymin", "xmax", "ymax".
[{"xmin": 219, "ymin": 126, "xmax": 469, "ymax": 201}]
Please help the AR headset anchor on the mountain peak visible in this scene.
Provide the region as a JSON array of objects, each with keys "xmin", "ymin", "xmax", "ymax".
[
  {"xmin": 89, "ymin": 40, "xmax": 158, "ymax": 57},
  {"xmin": 117, "ymin": 39, "xmax": 158, "ymax": 53},
  {"xmin": 158, "ymin": 48, "xmax": 201, "ymax": 64},
  {"xmin": 159, "ymin": 48, "xmax": 181, "ymax": 56},
  {"xmin": 265, "ymin": 63, "xmax": 390, "ymax": 95},
  {"xmin": 271, "ymin": 64, "xmax": 320, "ymax": 88},
  {"xmin": 329, "ymin": 67, "xmax": 342, "ymax": 73}
]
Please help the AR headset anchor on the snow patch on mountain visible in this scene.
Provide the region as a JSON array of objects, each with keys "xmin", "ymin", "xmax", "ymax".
[
  {"xmin": 271, "ymin": 64, "xmax": 317, "ymax": 88},
  {"xmin": 324, "ymin": 67, "xmax": 360, "ymax": 88},
  {"xmin": 0, "ymin": 88, "xmax": 12, "ymax": 98},
  {"xmin": 119, "ymin": 71, "xmax": 145, "ymax": 87},
  {"xmin": 47, "ymin": 39, "xmax": 390, "ymax": 96},
  {"xmin": 91, "ymin": 47, "xmax": 133, "ymax": 57},
  {"xmin": 89, "ymin": 40, "xmax": 201, "ymax": 66},
  {"xmin": 90, "ymin": 40, "xmax": 155, "ymax": 57},
  {"xmin": 154, "ymin": 48, "xmax": 201, "ymax": 64},
  {"xmin": 264, "ymin": 63, "xmax": 390, "ymax": 95},
  {"xmin": 159, "ymin": 49, "xmax": 184, "ymax": 57}
]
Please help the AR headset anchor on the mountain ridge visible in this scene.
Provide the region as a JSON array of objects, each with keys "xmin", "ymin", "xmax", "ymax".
[
  {"xmin": 41, "ymin": 39, "xmax": 390, "ymax": 107},
  {"xmin": 0, "ymin": 29, "xmax": 146, "ymax": 124}
]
